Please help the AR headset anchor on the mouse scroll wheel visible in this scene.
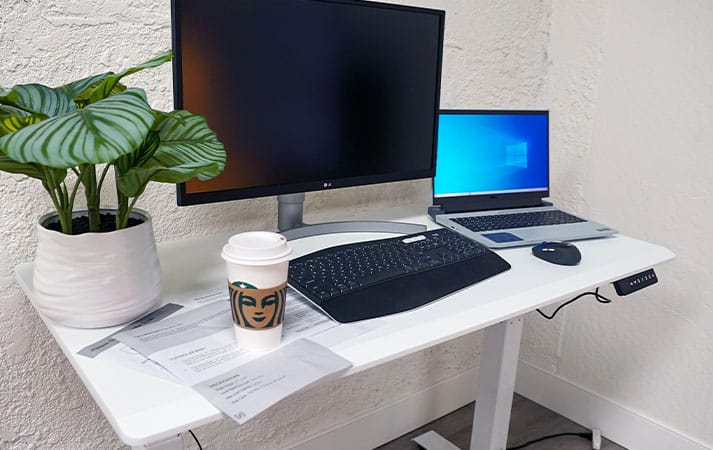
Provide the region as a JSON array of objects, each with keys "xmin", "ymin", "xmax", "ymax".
[{"xmin": 543, "ymin": 248, "xmax": 555, "ymax": 252}]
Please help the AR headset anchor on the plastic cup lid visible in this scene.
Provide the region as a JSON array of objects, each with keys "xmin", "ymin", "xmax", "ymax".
[{"xmin": 221, "ymin": 231, "xmax": 292, "ymax": 265}]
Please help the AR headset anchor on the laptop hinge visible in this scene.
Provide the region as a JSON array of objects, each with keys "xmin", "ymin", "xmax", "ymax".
[{"xmin": 434, "ymin": 193, "xmax": 551, "ymax": 215}]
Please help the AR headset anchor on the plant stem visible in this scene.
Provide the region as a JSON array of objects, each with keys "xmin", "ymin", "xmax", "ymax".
[
  {"xmin": 42, "ymin": 168, "xmax": 73, "ymax": 234},
  {"xmin": 116, "ymin": 192, "xmax": 129, "ymax": 230},
  {"xmin": 61, "ymin": 180, "xmax": 70, "ymax": 207},
  {"xmin": 114, "ymin": 170, "xmax": 144, "ymax": 230},
  {"xmin": 122, "ymin": 196, "xmax": 141, "ymax": 228},
  {"xmin": 68, "ymin": 175, "xmax": 81, "ymax": 208},
  {"xmin": 80, "ymin": 164, "xmax": 101, "ymax": 232},
  {"xmin": 98, "ymin": 164, "xmax": 111, "ymax": 192}
]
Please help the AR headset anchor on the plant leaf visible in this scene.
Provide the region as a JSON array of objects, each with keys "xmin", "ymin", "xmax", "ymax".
[
  {"xmin": 0, "ymin": 104, "xmax": 32, "ymax": 117},
  {"xmin": 87, "ymin": 50, "xmax": 173, "ymax": 104},
  {"xmin": 116, "ymin": 162, "xmax": 220, "ymax": 198},
  {"xmin": 0, "ymin": 113, "xmax": 45, "ymax": 136},
  {"xmin": 56, "ymin": 72, "xmax": 112, "ymax": 99},
  {"xmin": 150, "ymin": 110, "xmax": 226, "ymax": 180},
  {"xmin": 87, "ymin": 76, "xmax": 128, "ymax": 104},
  {"xmin": 0, "ymin": 84, "xmax": 74, "ymax": 117},
  {"xmin": 0, "ymin": 153, "xmax": 68, "ymax": 182},
  {"xmin": 115, "ymin": 109, "xmax": 226, "ymax": 198},
  {"xmin": 115, "ymin": 50, "xmax": 173, "ymax": 79},
  {"xmin": 0, "ymin": 88, "xmax": 155, "ymax": 168},
  {"xmin": 114, "ymin": 129, "xmax": 160, "ymax": 175}
]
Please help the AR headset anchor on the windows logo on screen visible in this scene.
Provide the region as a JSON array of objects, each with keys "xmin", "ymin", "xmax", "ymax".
[{"xmin": 506, "ymin": 142, "xmax": 528, "ymax": 168}]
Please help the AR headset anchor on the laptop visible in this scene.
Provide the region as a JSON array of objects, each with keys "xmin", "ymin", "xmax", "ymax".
[{"xmin": 430, "ymin": 110, "xmax": 617, "ymax": 248}]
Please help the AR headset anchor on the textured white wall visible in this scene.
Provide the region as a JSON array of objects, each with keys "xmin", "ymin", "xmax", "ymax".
[
  {"xmin": 6, "ymin": 0, "xmax": 709, "ymax": 448},
  {"xmin": 522, "ymin": 0, "xmax": 713, "ymax": 448}
]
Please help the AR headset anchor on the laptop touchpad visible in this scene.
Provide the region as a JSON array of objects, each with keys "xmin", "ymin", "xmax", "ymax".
[{"xmin": 482, "ymin": 232, "xmax": 523, "ymax": 243}]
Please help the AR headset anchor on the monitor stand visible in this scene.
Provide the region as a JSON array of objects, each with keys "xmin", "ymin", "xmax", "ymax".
[{"xmin": 277, "ymin": 193, "xmax": 426, "ymax": 241}]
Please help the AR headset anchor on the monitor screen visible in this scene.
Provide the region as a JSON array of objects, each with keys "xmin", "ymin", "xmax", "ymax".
[
  {"xmin": 433, "ymin": 110, "xmax": 549, "ymax": 199},
  {"xmin": 172, "ymin": 0, "xmax": 445, "ymax": 206}
]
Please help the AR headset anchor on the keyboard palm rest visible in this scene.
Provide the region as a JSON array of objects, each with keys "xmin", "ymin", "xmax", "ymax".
[{"xmin": 288, "ymin": 228, "xmax": 511, "ymax": 323}]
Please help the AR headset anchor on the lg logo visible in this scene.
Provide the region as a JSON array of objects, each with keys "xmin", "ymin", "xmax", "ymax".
[{"xmin": 323, "ymin": 182, "xmax": 332, "ymax": 188}]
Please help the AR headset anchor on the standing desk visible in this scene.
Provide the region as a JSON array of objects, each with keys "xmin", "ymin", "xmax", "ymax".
[{"xmin": 15, "ymin": 214, "xmax": 674, "ymax": 450}]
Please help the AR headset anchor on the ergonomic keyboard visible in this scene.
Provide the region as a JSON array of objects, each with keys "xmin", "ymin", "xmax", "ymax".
[
  {"xmin": 288, "ymin": 228, "xmax": 511, "ymax": 323},
  {"xmin": 452, "ymin": 209, "xmax": 585, "ymax": 233}
]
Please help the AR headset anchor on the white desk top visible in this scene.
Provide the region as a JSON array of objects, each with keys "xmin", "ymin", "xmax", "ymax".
[{"xmin": 15, "ymin": 214, "xmax": 674, "ymax": 446}]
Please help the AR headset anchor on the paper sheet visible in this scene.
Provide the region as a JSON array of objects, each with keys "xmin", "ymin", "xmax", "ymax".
[
  {"xmin": 193, "ymin": 339, "xmax": 351, "ymax": 424},
  {"xmin": 76, "ymin": 292, "xmax": 230, "ymax": 381},
  {"xmin": 77, "ymin": 303, "xmax": 184, "ymax": 381}
]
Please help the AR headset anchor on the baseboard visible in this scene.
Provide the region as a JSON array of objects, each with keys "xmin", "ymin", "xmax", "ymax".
[
  {"xmin": 515, "ymin": 361, "xmax": 710, "ymax": 450},
  {"xmin": 290, "ymin": 366, "xmax": 479, "ymax": 450}
]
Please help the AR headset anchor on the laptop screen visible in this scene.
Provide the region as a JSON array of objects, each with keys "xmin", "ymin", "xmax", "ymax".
[{"xmin": 434, "ymin": 110, "xmax": 549, "ymax": 199}]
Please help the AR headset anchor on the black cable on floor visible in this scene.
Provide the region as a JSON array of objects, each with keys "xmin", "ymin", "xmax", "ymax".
[
  {"xmin": 506, "ymin": 431, "xmax": 592, "ymax": 449},
  {"xmin": 189, "ymin": 429, "xmax": 203, "ymax": 450}
]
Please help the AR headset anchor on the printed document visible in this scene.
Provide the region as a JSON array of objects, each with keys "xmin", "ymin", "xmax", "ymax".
[
  {"xmin": 194, "ymin": 339, "xmax": 351, "ymax": 424},
  {"xmin": 107, "ymin": 288, "xmax": 376, "ymax": 423},
  {"xmin": 112, "ymin": 290, "xmax": 363, "ymax": 385}
]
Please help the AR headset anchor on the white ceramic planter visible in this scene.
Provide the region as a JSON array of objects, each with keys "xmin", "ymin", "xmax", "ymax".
[{"xmin": 32, "ymin": 209, "xmax": 162, "ymax": 328}]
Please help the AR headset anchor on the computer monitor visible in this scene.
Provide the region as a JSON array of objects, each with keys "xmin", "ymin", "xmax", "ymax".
[{"xmin": 171, "ymin": 0, "xmax": 445, "ymax": 238}]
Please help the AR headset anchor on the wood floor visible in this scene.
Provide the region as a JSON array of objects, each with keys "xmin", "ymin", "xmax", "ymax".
[{"xmin": 376, "ymin": 394, "xmax": 626, "ymax": 450}]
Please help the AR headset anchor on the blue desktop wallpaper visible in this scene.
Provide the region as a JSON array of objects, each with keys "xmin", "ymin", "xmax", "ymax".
[{"xmin": 434, "ymin": 113, "xmax": 549, "ymax": 197}]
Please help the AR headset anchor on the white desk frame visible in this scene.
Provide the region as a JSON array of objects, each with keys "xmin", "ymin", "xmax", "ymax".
[{"xmin": 15, "ymin": 215, "xmax": 674, "ymax": 450}]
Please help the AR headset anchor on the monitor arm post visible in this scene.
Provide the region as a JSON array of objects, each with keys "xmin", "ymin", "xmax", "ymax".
[
  {"xmin": 277, "ymin": 193, "xmax": 307, "ymax": 231},
  {"xmin": 276, "ymin": 193, "xmax": 426, "ymax": 241}
]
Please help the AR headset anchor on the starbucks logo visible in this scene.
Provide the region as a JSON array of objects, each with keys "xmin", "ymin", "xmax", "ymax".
[{"xmin": 228, "ymin": 281, "xmax": 287, "ymax": 329}]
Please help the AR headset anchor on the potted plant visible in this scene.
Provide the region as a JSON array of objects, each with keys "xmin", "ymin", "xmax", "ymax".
[{"xmin": 0, "ymin": 51, "xmax": 226, "ymax": 328}]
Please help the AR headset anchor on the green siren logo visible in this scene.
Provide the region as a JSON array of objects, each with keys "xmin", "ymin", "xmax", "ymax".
[{"xmin": 228, "ymin": 281, "xmax": 287, "ymax": 329}]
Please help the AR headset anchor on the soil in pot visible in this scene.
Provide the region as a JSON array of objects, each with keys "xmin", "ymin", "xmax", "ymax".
[{"xmin": 45, "ymin": 213, "xmax": 143, "ymax": 234}]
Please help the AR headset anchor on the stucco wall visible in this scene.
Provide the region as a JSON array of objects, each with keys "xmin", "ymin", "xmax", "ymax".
[
  {"xmin": 3, "ymin": 0, "xmax": 711, "ymax": 449},
  {"xmin": 522, "ymin": 0, "xmax": 713, "ymax": 447}
]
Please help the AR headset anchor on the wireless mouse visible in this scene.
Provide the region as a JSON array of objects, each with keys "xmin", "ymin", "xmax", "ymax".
[{"xmin": 532, "ymin": 241, "xmax": 581, "ymax": 266}]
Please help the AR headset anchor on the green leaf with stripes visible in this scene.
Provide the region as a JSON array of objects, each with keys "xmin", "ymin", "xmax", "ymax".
[
  {"xmin": 115, "ymin": 110, "xmax": 226, "ymax": 197},
  {"xmin": 87, "ymin": 50, "xmax": 173, "ymax": 104},
  {"xmin": 0, "ymin": 88, "xmax": 155, "ymax": 168},
  {"xmin": 0, "ymin": 113, "xmax": 45, "ymax": 137},
  {"xmin": 87, "ymin": 76, "xmax": 128, "ymax": 105},
  {"xmin": 54, "ymin": 51, "xmax": 171, "ymax": 107},
  {"xmin": 114, "ymin": 130, "xmax": 160, "ymax": 176},
  {"xmin": 1, "ymin": 84, "xmax": 74, "ymax": 117},
  {"xmin": 0, "ymin": 153, "xmax": 45, "ymax": 179},
  {"xmin": 149, "ymin": 110, "xmax": 225, "ymax": 180},
  {"xmin": 115, "ymin": 50, "xmax": 173, "ymax": 79},
  {"xmin": 0, "ymin": 104, "xmax": 32, "ymax": 117},
  {"xmin": 0, "ymin": 153, "xmax": 67, "ymax": 182},
  {"xmin": 56, "ymin": 72, "xmax": 112, "ymax": 99},
  {"xmin": 116, "ymin": 161, "xmax": 220, "ymax": 198}
]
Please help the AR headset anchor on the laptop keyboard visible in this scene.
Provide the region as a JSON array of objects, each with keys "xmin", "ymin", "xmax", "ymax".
[{"xmin": 452, "ymin": 209, "xmax": 585, "ymax": 232}]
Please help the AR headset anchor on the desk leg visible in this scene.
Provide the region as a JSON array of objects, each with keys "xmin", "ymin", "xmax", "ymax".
[
  {"xmin": 470, "ymin": 317, "xmax": 524, "ymax": 450},
  {"xmin": 412, "ymin": 317, "xmax": 524, "ymax": 450},
  {"xmin": 131, "ymin": 434, "xmax": 184, "ymax": 450}
]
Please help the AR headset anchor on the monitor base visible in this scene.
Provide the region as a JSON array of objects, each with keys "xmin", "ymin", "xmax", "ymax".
[{"xmin": 277, "ymin": 193, "xmax": 426, "ymax": 241}]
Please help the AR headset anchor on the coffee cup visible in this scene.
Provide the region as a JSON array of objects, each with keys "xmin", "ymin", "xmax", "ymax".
[{"xmin": 221, "ymin": 231, "xmax": 292, "ymax": 351}]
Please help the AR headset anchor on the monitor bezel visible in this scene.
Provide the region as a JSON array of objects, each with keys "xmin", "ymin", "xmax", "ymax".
[
  {"xmin": 434, "ymin": 109, "xmax": 550, "ymax": 214},
  {"xmin": 171, "ymin": 0, "xmax": 445, "ymax": 207}
]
